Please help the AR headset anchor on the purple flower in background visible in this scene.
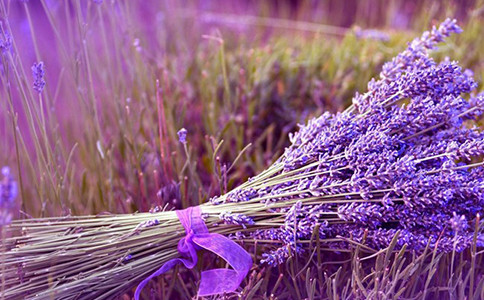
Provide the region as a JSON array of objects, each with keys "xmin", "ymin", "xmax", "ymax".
[
  {"xmin": 354, "ymin": 27, "xmax": 390, "ymax": 42},
  {"xmin": 1, "ymin": 166, "xmax": 18, "ymax": 226},
  {"xmin": 1, "ymin": 167, "xmax": 17, "ymax": 205},
  {"xmin": 32, "ymin": 61, "xmax": 46, "ymax": 93},
  {"xmin": 0, "ymin": 32, "xmax": 12, "ymax": 53},
  {"xmin": 177, "ymin": 128, "xmax": 187, "ymax": 144}
]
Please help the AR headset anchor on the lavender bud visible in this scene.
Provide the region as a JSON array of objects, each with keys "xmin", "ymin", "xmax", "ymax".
[
  {"xmin": 177, "ymin": 128, "xmax": 187, "ymax": 144},
  {"xmin": 135, "ymin": 218, "xmax": 160, "ymax": 230}
]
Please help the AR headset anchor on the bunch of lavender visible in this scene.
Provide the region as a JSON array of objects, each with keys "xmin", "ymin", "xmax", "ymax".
[
  {"xmin": 1, "ymin": 19, "xmax": 483, "ymax": 299},
  {"xmin": 211, "ymin": 18, "xmax": 484, "ymax": 264}
]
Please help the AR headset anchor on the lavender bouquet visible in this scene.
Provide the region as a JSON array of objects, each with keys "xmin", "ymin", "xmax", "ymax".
[{"xmin": 1, "ymin": 19, "xmax": 483, "ymax": 299}]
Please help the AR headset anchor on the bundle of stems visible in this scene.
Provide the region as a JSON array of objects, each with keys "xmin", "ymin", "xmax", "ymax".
[
  {"xmin": 0, "ymin": 196, "xmax": 337, "ymax": 299},
  {"xmin": 2, "ymin": 18, "xmax": 484, "ymax": 299}
]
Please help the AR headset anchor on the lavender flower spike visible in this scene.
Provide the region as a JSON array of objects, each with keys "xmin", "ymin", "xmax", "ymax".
[
  {"xmin": 32, "ymin": 61, "xmax": 46, "ymax": 93},
  {"xmin": 0, "ymin": 166, "xmax": 18, "ymax": 226},
  {"xmin": 0, "ymin": 32, "xmax": 12, "ymax": 53},
  {"xmin": 219, "ymin": 211, "xmax": 255, "ymax": 228}
]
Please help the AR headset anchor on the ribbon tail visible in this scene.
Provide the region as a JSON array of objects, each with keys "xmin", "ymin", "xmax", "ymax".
[
  {"xmin": 134, "ymin": 257, "xmax": 193, "ymax": 300},
  {"xmin": 199, "ymin": 269, "xmax": 241, "ymax": 295},
  {"xmin": 194, "ymin": 233, "xmax": 252, "ymax": 296}
]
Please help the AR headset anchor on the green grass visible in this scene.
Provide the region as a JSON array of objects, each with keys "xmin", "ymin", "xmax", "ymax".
[{"xmin": 0, "ymin": 0, "xmax": 483, "ymax": 298}]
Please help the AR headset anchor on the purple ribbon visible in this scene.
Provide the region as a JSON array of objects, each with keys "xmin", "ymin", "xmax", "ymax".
[{"xmin": 134, "ymin": 206, "xmax": 252, "ymax": 299}]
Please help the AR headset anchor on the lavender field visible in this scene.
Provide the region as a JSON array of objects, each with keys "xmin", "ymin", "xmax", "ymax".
[{"xmin": 1, "ymin": 1, "xmax": 484, "ymax": 299}]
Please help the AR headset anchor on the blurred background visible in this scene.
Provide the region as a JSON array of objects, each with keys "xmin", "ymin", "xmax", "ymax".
[{"xmin": 0, "ymin": 0, "xmax": 482, "ymax": 218}]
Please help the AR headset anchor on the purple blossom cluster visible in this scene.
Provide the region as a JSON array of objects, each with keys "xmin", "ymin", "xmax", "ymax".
[
  {"xmin": 214, "ymin": 19, "xmax": 484, "ymax": 265},
  {"xmin": 259, "ymin": 202, "xmax": 331, "ymax": 265},
  {"xmin": 0, "ymin": 167, "xmax": 18, "ymax": 226}
]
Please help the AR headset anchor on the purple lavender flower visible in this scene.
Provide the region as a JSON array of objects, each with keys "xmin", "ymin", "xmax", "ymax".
[
  {"xmin": 353, "ymin": 18, "xmax": 463, "ymax": 113},
  {"xmin": 1, "ymin": 166, "xmax": 18, "ymax": 226},
  {"xmin": 450, "ymin": 212, "xmax": 468, "ymax": 233},
  {"xmin": 213, "ymin": 187, "xmax": 257, "ymax": 204},
  {"xmin": 134, "ymin": 218, "xmax": 160, "ymax": 231},
  {"xmin": 337, "ymin": 203, "xmax": 387, "ymax": 227},
  {"xmin": 177, "ymin": 128, "xmax": 187, "ymax": 144},
  {"xmin": 354, "ymin": 27, "xmax": 390, "ymax": 42},
  {"xmin": 0, "ymin": 32, "xmax": 12, "ymax": 53},
  {"xmin": 261, "ymin": 246, "xmax": 290, "ymax": 266},
  {"xmin": 32, "ymin": 61, "xmax": 46, "ymax": 93},
  {"xmin": 219, "ymin": 212, "xmax": 254, "ymax": 228},
  {"xmin": 1, "ymin": 167, "xmax": 17, "ymax": 205},
  {"xmin": 381, "ymin": 18, "xmax": 461, "ymax": 81}
]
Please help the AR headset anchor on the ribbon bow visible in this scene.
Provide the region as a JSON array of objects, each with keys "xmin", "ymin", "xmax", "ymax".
[{"xmin": 135, "ymin": 206, "xmax": 252, "ymax": 299}]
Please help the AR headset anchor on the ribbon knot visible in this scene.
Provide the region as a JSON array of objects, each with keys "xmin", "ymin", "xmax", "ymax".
[
  {"xmin": 135, "ymin": 206, "xmax": 252, "ymax": 299},
  {"xmin": 178, "ymin": 229, "xmax": 195, "ymax": 253}
]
